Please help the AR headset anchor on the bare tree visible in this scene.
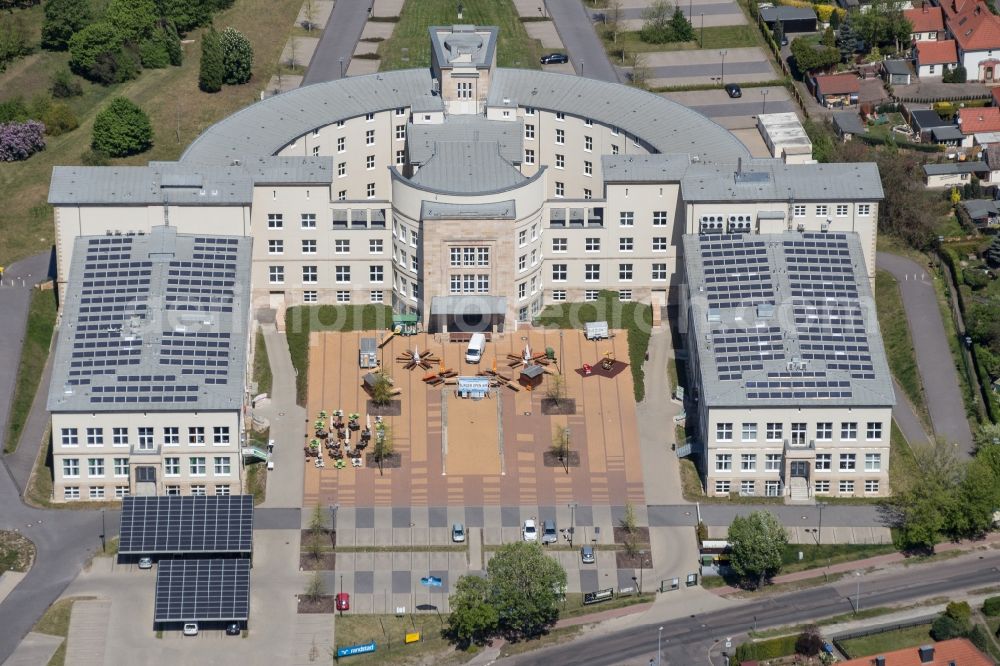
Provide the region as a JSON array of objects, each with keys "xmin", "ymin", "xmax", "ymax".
[
  {"xmin": 303, "ymin": 0, "xmax": 317, "ymax": 31},
  {"xmin": 304, "ymin": 571, "xmax": 325, "ymax": 601},
  {"xmin": 286, "ymin": 38, "xmax": 298, "ymax": 71},
  {"xmin": 551, "ymin": 424, "xmax": 570, "ymax": 473},
  {"xmin": 371, "ymin": 372, "xmax": 394, "ymax": 406},
  {"xmin": 629, "ymin": 52, "xmax": 650, "ymax": 89},
  {"xmin": 545, "ymin": 374, "xmax": 567, "ymax": 407},
  {"xmin": 607, "ymin": 0, "xmax": 624, "ymax": 43},
  {"xmin": 373, "ymin": 423, "xmax": 394, "ymax": 476}
]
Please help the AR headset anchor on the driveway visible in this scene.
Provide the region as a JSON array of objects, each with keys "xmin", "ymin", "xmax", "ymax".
[
  {"xmin": 301, "ymin": 0, "xmax": 373, "ymax": 84},
  {"xmin": 876, "ymin": 252, "xmax": 974, "ymax": 455},
  {"xmin": 545, "ymin": 0, "xmax": 620, "ymax": 81}
]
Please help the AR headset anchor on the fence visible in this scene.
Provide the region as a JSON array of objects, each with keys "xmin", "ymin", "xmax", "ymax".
[
  {"xmin": 831, "ymin": 616, "xmax": 936, "ymax": 658},
  {"xmin": 746, "ymin": 0, "xmax": 811, "ymax": 119}
]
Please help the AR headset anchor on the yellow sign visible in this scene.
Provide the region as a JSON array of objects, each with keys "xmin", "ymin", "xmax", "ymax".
[{"xmin": 405, "ymin": 632, "xmax": 421, "ymax": 644}]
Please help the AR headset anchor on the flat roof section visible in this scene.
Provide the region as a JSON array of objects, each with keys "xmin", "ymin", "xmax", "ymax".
[
  {"xmin": 118, "ymin": 495, "xmax": 254, "ymax": 556},
  {"xmin": 681, "ymin": 159, "xmax": 883, "ymax": 202},
  {"xmin": 757, "ymin": 112, "xmax": 813, "ymax": 156},
  {"xmin": 683, "ymin": 231, "xmax": 894, "ymax": 409},
  {"xmin": 47, "ymin": 226, "xmax": 252, "ymax": 413},
  {"xmin": 154, "ymin": 559, "xmax": 250, "ymax": 623}
]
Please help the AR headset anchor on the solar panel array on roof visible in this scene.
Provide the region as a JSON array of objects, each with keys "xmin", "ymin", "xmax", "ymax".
[
  {"xmin": 118, "ymin": 495, "xmax": 253, "ymax": 555},
  {"xmin": 698, "ymin": 235, "xmax": 775, "ymax": 309},
  {"xmin": 154, "ymin": 559, "xmax": 250, "ymax": 622}
]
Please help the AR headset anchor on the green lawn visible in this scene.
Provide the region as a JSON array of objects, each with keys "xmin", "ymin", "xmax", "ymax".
[
  {"xmin": 285, "ymin": 304, "xmax": 393, "ymax": 405},
  {"xmin": 377, "ymin": 0, "xmax": 547, "ymax": 71},
  {"xmin": 0, "ymin": 0, "xmax": 305, "ymax": 267},
  {"xmin": 252, "ymin": 329, "xmax": 273, "ymax": 396},
  {"xmin": 874, "ymin": 270, "xmax": 929, "ymax": 430},
  {"xmin": 333, "ymin": 613, "xmax": 454, "ymax": 664},
  {"xmin": 5, "ymin": 287, "xmax": 57, "ymax": 453},
  {"xmin": 601, "ymin": 25, "xmax": 760, "ymax": 59},
  {"xmin": 779, "ymin": 543, "xmax": 897, "ymax": 574},
  {"xmin": 838, "ymin": 624, "xmax": 934, "ymax": 658}
]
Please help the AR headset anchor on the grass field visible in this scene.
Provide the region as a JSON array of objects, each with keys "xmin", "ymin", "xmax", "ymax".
[
  {"xmin": 0, "ymin": 530, "xmax": 36, "ymax": 574},
  {"xmin": 0, "ymin": 0, "xmax": 304, "ymax": 267},
  {"xmin": 332, "ymin": 613, "xmax": 456, "ymax": 665},
  {"xmin": 779, "ymin": 543, "xmax": 896, "ymax": 574},
  {"xmin": 838, "ymin": 623, "xmax": 933, "ymax": 658},
  {"xmin": 875, "ymin": 270, "xmax": 929, "ymax": 429},
  {"xmin": 5, "ymin": 287, "xmax": 58, "ymax": 453},
  {"xmin": 377, "ymin": 0, "xmax": 546, "ymax": 71},
  {"xmin": 252, "ymin": 329, "xmax": 273, "ymax": 396},
  {"xmin": 602, "ymin": 25, "xmax": 760, "ymax": 59}
]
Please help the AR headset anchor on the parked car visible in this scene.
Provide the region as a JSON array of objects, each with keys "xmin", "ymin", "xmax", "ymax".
[
  {"xmin": 541, "ymin": 520, "xmax": 558, "ymax": 545},
  {"xmin": 225, "ymin": 623, "xmax": 241, "ymax": 636},
  {"xmin": 138, "ymin": 557, "xmax": 153, "ymax": 570},
  {"xmin": 452, "ymin": 523, "xmax": 466, "ymax": 543},
  {"xmin": 522, "ymin": 519, "xmax": 538, "ymax": 542},
  {"xmin": 182, "ymin": 623, "xmax": 199, "ymax": 636},
  {"xmin": 540, "ymin": 53, "xmax": 569, "ymax": 65},
  {"xmin": 336, "ymin": 592, "xmax": 350, "ymax": 611},
  {"xmin": 780, "ymin": 35, "xmax": 788, "ymax": 46},
  {"xmin": 580, "ymin": 545, "xmax": 596, "ymax": 564},
  {"xmin": 725, "ymin": 83, "xmax": 742, "ymax": 98}
]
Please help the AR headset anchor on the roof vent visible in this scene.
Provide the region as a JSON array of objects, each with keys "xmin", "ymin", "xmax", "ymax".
[
  {"xmin": 875, "ymin": 657, "xmax": 885, "ymax": 666},
  {"xmin": 707, "ymin": 308, "xmax": 721, "ymax": 323},
  {"xmin": 757, "ymin": 303, "xmax": 775, "ymax": 319},
  {"xmin": 918, "ymin": 645, "xmax": 934, "ymax": 663}
]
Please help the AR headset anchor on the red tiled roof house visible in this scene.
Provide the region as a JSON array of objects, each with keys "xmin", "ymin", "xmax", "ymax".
[
  {"xmin": 944, "ymin": 0, "xmax": 1000, "ymax": 81},
  {"xmin": 905, "ymin": 4, "xmax": 945, "ymax": 41},
  {"xmin": 915, "ymin": 39, "xmax": 959, "ymax": 77},
  {"xmin": 837, "ymin": 638, "xmax": 992, "ymax": 666},
  {"xmin": 958, "ymin": 105, "xmax": 1000, "ymax": 146},
  {"xmin": 812, "ymin": 73, "xmax": 860, "ymax": 108}
]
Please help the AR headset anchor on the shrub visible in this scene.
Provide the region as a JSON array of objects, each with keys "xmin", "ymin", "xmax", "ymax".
[
  {"xmin": 0, "ymin": 120, "xmax": 46, "ymax": 161},
  {"xmin": 983, "ymin": 596, "xmax": 1000, "ymax": 617},
  {"xmin": 41, "ymin": 0, "xmax": 93, "ymax": 51},
  {"xmin": 199, "ymin": 26, "xmax": 224, "ymax": 92},
  {"xmin": 68, "ymin": 22, "xmax": 123, "ymax": 78},
  {"xmin": 42, "ymin": 102, "xmax": 79, "ymax": 136},
  {"xmin": 0, "ymin": 12, "xmax": 33, "ymax": 68},
  {"xmin": 50, "ymin": 68, "xmax": 84, "ymax": 98},
  {"xmin": 795, "ymin": 626, "xmax": 824, "ymax": 657},
  {"xmin": 931, "ymin": 613, "xmax": 969, "ymax": 641},
  {"xmin": 964, "ymin": 268, "xmax": 990, "ymax": 290},
  {"xmin": 91, "ymin": 97, "xmax": 153, "ymax": 157},
  {"xmin": 139, "ymin": 33, "xmax": 170, "ymax": 68},
  {"xmin": 968, "ymin": 624, "xmax": 990, "ymax": 652},
  {"xmin": 89, "ymin": 47, "xmax": 139, "ymax": 85},
  {"xmin": 945, "ymin": 601, "xmax": 972, "ymax": 623},
  {"xmin": 0, "ymin": 97, "xmax": 29, "ymax": 123},
  {"xmin": 164, "ymin": 21, "xmax": 182, "ymax": 66},
  {"xmin": 80, "ymin": 148, "xmax": 110, "ymax": 166},
  {"xmin": 220, "ymin": 26, "xmax": 253, "ymax": 84}
]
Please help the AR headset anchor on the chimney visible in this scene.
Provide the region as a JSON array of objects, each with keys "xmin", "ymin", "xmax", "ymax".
[
  {"xmin": 918, "ymin": 645, "xmax": 935, "ymax": 663},
  {"xmin": 923, "ymin": 1, "xmax": 928, "ymax": 12},
  {"xmin": 875, "ymin": 658, "xmax": 886, "ymax": 666}
]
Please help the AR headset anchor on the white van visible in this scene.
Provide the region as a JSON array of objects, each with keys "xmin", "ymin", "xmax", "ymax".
[{"xmin": 465, "ymin": 333, "xmax": 486, "ymax": 363}]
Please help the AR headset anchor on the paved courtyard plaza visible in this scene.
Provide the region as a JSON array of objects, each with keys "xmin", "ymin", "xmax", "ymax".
[{"xmin": 303, "ymin": 329, "xmax": 646, "ymax": 508}]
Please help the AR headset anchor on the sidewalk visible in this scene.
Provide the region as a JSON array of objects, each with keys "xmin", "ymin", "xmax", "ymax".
[{"xmin": 713, "ymin": 531, "xmax": 1000, "ymax": 595}]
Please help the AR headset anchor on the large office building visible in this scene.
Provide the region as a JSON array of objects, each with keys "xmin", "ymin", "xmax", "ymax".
[
  {"xmin": 46, "ymin": 227, "xmax": 252, "ymax": 502},
  {"xmin": 45, "ymin": 25, "xmax": 888, "ymax": 498},
  {"xmin": 680, "ymin": 232, "xmax": 895, "ymax": 499}
]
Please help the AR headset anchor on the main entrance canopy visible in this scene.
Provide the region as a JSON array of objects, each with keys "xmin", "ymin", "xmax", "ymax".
[{"xmin": 429, "ymin": 295, "xmax": 506, "ymax": 333}]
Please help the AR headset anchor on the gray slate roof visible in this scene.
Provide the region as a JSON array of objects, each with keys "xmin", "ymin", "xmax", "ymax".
[
  {"xmin": 832, "ymin": 111, "xmax": 865, "ymax": 136},
  {"xmin": 681, "ymin": 159, "xmax": 884, "ymax": 201},
  {"xmin": 408, "ymin": 142, "xmax": 527, "ymax": 193},
  {"xmin": 683, "ymin": 231, "xmax": 894, "ymax": 409},
  {"xmin": 923, "ymin": 160, "xmax": 988, "ymax": 176},
  {"xmin": 882, "ymin": 59, "xmax": 912, "ymax": 76},
  {"xmin": 909, "ymin": 109, "xmax": 950, "ymax": 131},
  {"xmin": 429, "ymin": 25, "xmax": 498, "ymax": 69},
  {"xmin": 760, "ymin": 6, "xmax": 817, "ymax": 21},
  {"xmin": 180, "ymin": 68, "xmax": 749, "ymax": 166},
  {"xmin": 421, "ymin": 200, "xmax": 517, "ymax": 219},
  {"xmin": 961, "ymin": 198, "xmax": 999, "ymax": 219},
  {"xmin": 49, "ymin": 157, "xmax": 333, "ymax": 205},
  {"xmin": 48, "ymin": 226, "xmax": 251, "ymax": 413},
  {"xmin": 601, "ymin": 154, "xmax": 692, "ymax": 182},
  {"xmin": 931, "ymin": 126, "xmax": 965, "ymax": 142},
  {"xmin": 408, "ymin": 116, "xmax": 523, "ymax": 164}
]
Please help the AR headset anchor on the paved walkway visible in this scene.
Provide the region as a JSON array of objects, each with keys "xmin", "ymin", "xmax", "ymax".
[
  {"xmin": 302, "ymin": 0, "xmax": 374, "ymax": 85},
  {"xmin": 0, "ymin": 632, "xmax": 63, "ymax": 666},
  {"xmin": 64, "ymin": 599, "xmax": 110, "ymax": 666},
  {"xmin": 545, "ymin": 0, "xmax": 620, "ymax": 81},
  {"xmin": 891, "ymin": 378, "xmax": 931, "ymax": 447},
  {"xmin": 876, "ymin": 253, "xmax": 974, "ymax": 455},
  {"xmin": 0, "ymin": 251, "xmax": 53, "ymax": 454}
]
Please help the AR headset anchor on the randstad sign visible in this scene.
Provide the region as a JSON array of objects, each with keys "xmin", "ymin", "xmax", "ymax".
[{"xmin": 336, "ymin": 641, "xmax": 376, "ymax": 658}]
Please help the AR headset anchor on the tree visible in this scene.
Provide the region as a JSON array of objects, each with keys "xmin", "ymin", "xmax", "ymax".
[
  {"xmin": 773, "ymin": 19, "xmax": 785, "ymax": 46},
  {"xmin": 838, "ymin": 19, "xmax": 858, "ymax": 63},
  {"xmin": 68, "ymin": 22, "xmax": 129, "ymax": 83},
  {"xmin": 370, "ymin": 372, "xmax": 393, "ymax": 406},
  {"xmin": 372, "ymin": 423, "xmax": 394, "ymax": 475},
  {"xmin": 795, "ymin": 626, "xmax": 824, "ymax": 657},
  {"xmin": 830, "ymin": 7, "xmax": 841, "ymax": 29},
  {"xmin": 104, "ymin": 0, "xmax": 158, "ymax": 42},
  {"xmin": 931, "ymin": 613, "xmax": 967, "ymax": 640},
  {"xmin": 551, "ymin": 424, "xmax": 570, "ymax": 472},
  {"xmin": 606, "ymin": 0, "xmax": 624, "ymax": 43},
  {"xmin": 41, "ymin": 102, "xmax": 78, "ymax": 136},
  {"xmin": 91, "ymin": 97, "xmax": 153, "ymax": 157},
  {"xmin": 304, "ymin": 571, "xmax": 325, "ymax": 601},
  {"xmin": 50, "ymin": 68, "xmax": 83, "ymax": 98},
  {"xmin": 302, "ymin": 0, "xmax": 317, "ymax": 31},
  {"xmin": 163, "ymin": 21, "xmax": 182, "ymax": 65},
  {"xmin": 640, "ymin": 0, "xmax": 674, "ymax": 43},
  {"xmin": 41, "ymin": 0, "xmax": 93, "ymax": 51},
  {"xmin": 0, "ymin": 12, "xmax": 33, "ymax": 67},
  {"xmin": 220, "ymin": 26, "xmax": 253, "ymax": 84},
  {"xmin": 629, "ymin": 51, "xmax": 651, "ymax": 88},
  {"xmin": 889, "ymin": 441, "xmax": 962, "ymax": 552},
  {"xmin": 157, "ymin": 0, "xmax": 213, "ymax": 34},
  {"xmin": 446, "ymin": 575, "xmax": 499, "ymax": 648},
  {"xmin": 199, "ymin": 25, "xmax": 224, "ymax": 92},
  {"xmin": 668, "ymin": 6, "xmax": 694, "ymax": 42},
  {"xmin": 545, "ymin": 374, "xmax": 566, "ymax": 407},
  {"xmin": 0, "ymin": 120, "xmax": 46, "ymax": 161},
  {"xmin": 964, "ymin": 268, "xmax": 990, "ymax": 290},
  {"xmin": 853, "ymin": 0, "xmax": 911, "ymax": 51},
  {"xmin": 953, "ymin": 451, "xmax": 1000, "ymax": 537},
  {"xmin": 822, "ymin": 25, "xmax": 836, "ymax": 47},
  {"xmin": 619, "ymin": 501, "xmax": 637, "ymax": 535},
  {"xmin": 790, "ymin": 36, "xmax": 840, "ymax": 72},
  {"xmin": 727, "ymin": 511, "xmax": 788, "ymax": 588},
  {"xmin": 486, "ymin": 542, "xmax": 567, "ymax": 639}
]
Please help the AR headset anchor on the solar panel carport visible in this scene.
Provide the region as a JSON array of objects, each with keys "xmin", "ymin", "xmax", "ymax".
[
  {"xmin": 154, "ymin": 559, "xmax": 250, "ymax": 624},
  {"xmin": 118, "ymin": 495, "xmax": 253, "ymax": 557}
]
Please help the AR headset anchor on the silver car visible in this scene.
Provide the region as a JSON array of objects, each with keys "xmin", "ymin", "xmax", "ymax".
[{"xmin": 452, "ymin": 523, "xmax": 466, "ymax": 543}]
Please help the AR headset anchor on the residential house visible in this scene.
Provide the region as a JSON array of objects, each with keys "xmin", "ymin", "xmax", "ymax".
[
  {"xmin": 915, "ymin": 39, "xmax": 959, "ymax": 77},
  {"xmin": 882, "ymin": 59, "xmax": 913, "ymax": 85},
  {"xmin": 908, "ymin": 108, "xmax": 954, "ymax": 140},
  {"xmin": 960, "ymin": 198, "xmax": 1000, "ymax": 226},
  {"xmin": 813, "ymin": 73, "xmax": 860, "ymax": 107},
  {"xmin": 904, "ymin": 4, "xmax": 945, "ymax": 41},
  {"xmin": 922, "ymin": 160, "xmax": 989, "ymax": 187},
  {"xmin": 837, "ymin": 638, "xmax": 992, "ymax": 666},
  {"xmin": 759, "ymin": 6, "xmax": 818, "ymax": 32},
  {"xmin": 943, "ymin": 0, "xmax": 1000, "ymax": 81},
  {"xmin": 958, "ymin": 106, "xmax": 1000, "ymax": 146}
]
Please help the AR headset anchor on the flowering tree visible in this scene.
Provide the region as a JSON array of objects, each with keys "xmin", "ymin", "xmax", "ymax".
[{"xmin": 0, "ymin": 120, "xmax": 46, "ymax": 161}]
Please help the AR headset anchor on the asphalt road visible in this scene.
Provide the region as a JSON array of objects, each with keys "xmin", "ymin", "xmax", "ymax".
[
  {"xmin": 876, "ymin": 253, "xmax": 974, "ymax": 455},
  {"xmin": 648, "ymin": 503, "xmax": 885, "ymax": 527},
  {"xmin": 301, "ymin": 0, "xmax": 373, "ymax": 85},
  {"xmin": 508, "ymin": 550, "xmax": 1000, "ymax": 665},
  {"xmin": 545, "ymin": 0, "xmax": 619, "ymax": 82}
]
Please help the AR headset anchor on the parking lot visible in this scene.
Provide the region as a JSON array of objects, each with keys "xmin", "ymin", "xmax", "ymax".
[
  {"xmin": 606, "ymin": 0, "xmax": 747, "ymax": 29},
  {"xmin": 644, "ymin": 47, "xmax": 777, "ymax": 88},
  {"xmin": 662, "ymin": 84, "xmax": 793, "ymax": 129}
]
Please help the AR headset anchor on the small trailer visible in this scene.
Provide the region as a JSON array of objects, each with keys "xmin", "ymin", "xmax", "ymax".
[
  {"xmin": 359, "ymin": 337, "xmax": 378, "ymax": 368},
  {"xmin": 584, "ymin": 321, "xmax": 609, "ymax": 340}
]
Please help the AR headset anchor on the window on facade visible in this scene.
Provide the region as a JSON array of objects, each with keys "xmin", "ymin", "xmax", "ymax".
[
  {"xmin": 190, "ymin": 485, "xmax": 206, "ymax": 496},
  {"xmin": 865, "ymin": 453, "xmax": 881, "ymax": 472},
  {"xmin": 836, "ymin": 204, "xmax": 849, "ymax": 216},
  {"xmin": 63, "ymin": 458, "xmax": 80, "ymax": 477},
  {"xmin": 214, "ymin": 456, "xmax": 231, "ymax": 475},
  {"xmin": 138, "ymin": 427, "xmax": 154, "ymax": 449},
  {"xmin": 815, "ymin": 480, "xmax": 830, "ymax": 494},
  {"xmin": 555, "ymin": 182, "xmax": 564, "ymax": 197},
  {"xmin": 765, "ymin": 481, "xmax": 781, "ymax": 497},
  {"xmin": 552, "ymin": 289, "xmax": 566, "ymax": 301},
  {"xmin": 715, "ymin": 480, "xmax": 731, "ymax": 494},
  {"xmin": 365, "ymin": 112, "xmax": 374, "ymax": 121},
  {"xmin": 337, "ymin": 137, "xmax": 345, "ymax": 152},
  {"xmin": 552, "ymin": 238, "xmax": 567, "ymax": 252},
  {"xmin": 112, "ymin": 427, "xmax": 128, "ymax": 447},
  {"xmin": 839, "ymin": 480, "xmax": 855, "ymax": 494},
  {"xmin": 86, "ymin": 427, "xmax": 103, "ymax": 446},
  {"xmin": 585, "ymin": 264, "xmax": 600, "ymax": 281},
  {"xmin": 337, "ymin": 190, "xmax": 346, "ymax": 201},
  {"xmin": 738, "ymin": 423, "xmax": 756, "ymax": 441},
  {"xmin": 62, "ymin": 428, "xmax": 79, "ymax": 447},
  {"xmin": 213, "ymin": 427, "xmax": 230, "ymax": 445},
  {"xmin": 619, "ymin": 237, "xmax": 633, "ymax": 252},
  {"xmin": 584, "ymin": 135, "xmax": 593, "ymax": 151},
  {"xmin": 653, "ymin": 211, "xmax": 668, "ymax": 226},
  {"xmin": 524, "ymin": 149, "xmax": 535, "ymax": 164},
  {"xmin": 618, "ymin": 289, "xmax": 632, "ymax": 301},
  {"xmin": 164, "ymin": 427, "xmax": 179, "ymax": 446},
  {"xmin": 585, "ymin": 289, "xmax": 599, "ymax": 301},
  {"xmin": 369, "ymin": 265, "xmax": 384, "ymax": 283},
  {"xmin": 302, "ymin": 266, "xmax": 318, "ymax": 283},
  {"xmin": 741, "ymin": 454, "xmax": 756, "ymax": 471},
  {"xmin": 518, "ymin": 282, "xmax": 527, "ymax": 300},
  {"xmin": 268, "ymin": 213, "xmax": 283, "ymax": 229},
  {"xmin": 841, "ymin": 422, "xmax": 857, "ymax": 440},
  {"xmin": 619, "ymin": 263, "xmax": 633, "ymax": 281},
  {"xmin": 715, "ymin": 454, "xmax": 732, "ymax": 471},
  {"xmin": 216, "ymin": 485, "xmax": 231, "ymax": 496},
  {"xmin": 337, "ymin": 290, "xmax": 351, "ymax": 303},
  {"xmin": 190, "ymin": 457, "xmax": 206, "ymax": 476},
  {"xmin": 366, "ymin": 155, "xmax": 375, "ymax": 170},
  {"xmin": 740, "ymin": 480, "xmax": 756, "ymax": 496},
  {"xmin": 652, "ymin": 263, "xmax": 667, "ymax": 281},
  {"xmin": 583, "ymin": 160, "xmax": 593, "ymax": 176},
  {"xmin": 300, "ymin": 239, "xmax": 317, "ymax": 255},
  {"xmin": 816, "ymin": 204, "xmax": 828, "ymax": 216},
  {"xmin": 555, "ymin": 153, "xmax": 564, "ymax": 169},
  {"xmin": 555, "ymin": 129, "xmax": 564, "ymax": 145},
  {"xmin": 766, "ymin": 423, "xmax": 783, "ymax": 441},
  {"xmin": 652, "ymin": 237, "xmax": 668, "ymax": 252},
  {"xmin": 90, "ymin": 487, "xmax": 105, "ymax": 500},
  {"xmin": 333, "ymin": 239, "xmax": 350, "ymax": 254},
  {"xmin": 369, "ymin": 239, "xmax": 383, "ymax": 254},
  {"xmin": 188, "ymin": 427, "xmax": 205, "ymax": 445},
  {"xmin": 716, "ymin": 423, "xmax": 733, "ymax": 441},
  {"xmin": 164, "ymin": 457, "xmax": 180, "ymax": 476},
  {"xmin": 619, "ymin": 211, "xmax": 634, "ymax": 227},
  {"xmin": 765, "ymin": 453, "xmax": 782, "ymax": 471},
  {"xmin": 866, "ymin": 422, "xmax": 883, "ymax": 440},
  {"xmin": 791, "ymin": 423, "xmax": 807, "ymax": 445},
  {"xmin": 457, "ymin": 81, "xmax": 473, "ymax": 98},
  {"xmin": 335, "ymin": 266, "xmax": 350, "ymax": 283},
  {"xmin": 865, "ymin": 479, "xmax": 879, "ymax": 493},
  {"xmin": 115, "ymin": 486, "xmax": 129, "ymax": 498},
  {"xmin": 611, "ymin": 144, "xmax": 619, "ymax": 155},
  {"xmin": 584, "ymin": 188, "xmax": 592, "ymax": 199},
  {"xmin": 304, "ymin": 291, "xmax": 318, "ymax": 303},
  {"xmin": 395, "ymin": 125, "xmax": 405, "ymax": 140},
  {"xmin": 815, "ymin": 453, "xmax": 831, "ymax": 471},
  {"xmin": 269, "ymin": 266, "xmax": 285, "ymax": 284},
  {"xmin": 114, "ymin": 458, "xmax": 129, "ymax": 477},
  {"xmin": 551, "ymin": 264, "xmax": 567, "ymax": 281},
  {"xmin": 365, "ymin": 129, "xmax": 375, "ymax": 145},
  {"xmin": 525, "ymin": 124, "xmax": 535, "ymax": 139},
  {"xmin": 337, "ymin": 162, "xmax": 346, "ymax": 177},
  {"xmin": 793, "ymin": 204, "xmax": 806, "ymax": 217},
  {"xmin": 816, "ymin": 422, "xmax": 833, "ymax": 440},
  {"xmin": 585, "ymin": 237, "xmax": 600, "ymax": 252},
  {"xmin": 62, "ymin": 486, "xmax": 79, "ymax": 500},
  {"xmin": 858, "ymin": 203, "xmax": 871, "ymax": 216},
  {"xmin": 839, "ymin": 453, "xmax": 856, "ymax": 471},
  {"xmin": 88, "ymin": 458, "xmax": 104, "ymax": 477},
  {"xmin": 396, "ymin": 150, "xmax": 405, "ymax": 165},
  {"xmin": 268, "ymin": 239, "xmax": 283, "ymax": 255}
]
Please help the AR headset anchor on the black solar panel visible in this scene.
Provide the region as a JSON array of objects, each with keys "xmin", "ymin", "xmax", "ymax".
[
  {"xmin": 154, "ymin": 559, "xmax": 250, "ymax": 622},
  {"xmin": 119, "ymin": 495, "xmax": 253, "ymax": 555}
]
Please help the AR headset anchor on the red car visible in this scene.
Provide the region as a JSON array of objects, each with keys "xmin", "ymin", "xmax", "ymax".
[{"xmin": 335, "ymin": 592, "xmax": 350, "ymax": 611}]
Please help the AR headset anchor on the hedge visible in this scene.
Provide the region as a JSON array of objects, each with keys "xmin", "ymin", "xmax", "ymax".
[
  {"xmin": 984, "ymin": 596, "xmax": 1000, "ymax": 617},
  {"xmin": 855, "ymin": 133, "xmax": 944, "ymax": 153},
  {"xmin": 734, "ymin": 634, "xmax": 798, "ymax": 663}
]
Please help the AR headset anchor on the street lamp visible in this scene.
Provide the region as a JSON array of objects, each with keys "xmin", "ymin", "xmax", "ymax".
[
  {"xmin": 854, "ymin": 572, "xmax": 862, "ymax": 614},
  {"xmin": 580, "ymin": 60, "xmax": 585, "ymax": 77},
  {"xmin": 100, "ymin": 508, "xmax": 106, "ymax": 553},
  {"xmin": 569, "ymin": 502, "xmax": 577, "ymax": 547},
  {"xmin": 816, "ymin": 501, "xmax": 827, "ymax": 545},
  {"xmin": 657, "ymin": 626, "xmax": 664, "ymax": 666},
  {"xmin": 700, "ymin": 13, "xmax": 704, "ymax": 48},
  {"xmin": 719, "ymin": 50, "xmax": 728, "ymax": 86},
  {"xmin": 761, "ymin": 88, "xmax": 769, "ymax": 115},
  {"xmin": 339, "ymin": 58, "xmax": 344, "ymax": 78}
]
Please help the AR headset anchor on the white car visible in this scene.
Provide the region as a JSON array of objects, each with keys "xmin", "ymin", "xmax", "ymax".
[
  {"xmin": 522, "ymin": 519, "xmax": 538, "ymax": 542},
  {"xmin": 182, "ymin": 623, "xmax": 199, "ymax": 636}
]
